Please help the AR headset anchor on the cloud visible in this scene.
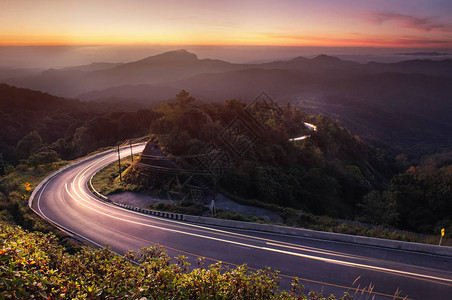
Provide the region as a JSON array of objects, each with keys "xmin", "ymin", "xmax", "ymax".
[
  {"xmin": 368, "ymin": 12, "xmax": 452, "ymax": 33},
  {"xmin": 259, "ymin": 32, "xmax": 452, "ymax": 48},
  {"xmin": 396, "ymin": 52, "xmax": 450, "ymax": 56}
]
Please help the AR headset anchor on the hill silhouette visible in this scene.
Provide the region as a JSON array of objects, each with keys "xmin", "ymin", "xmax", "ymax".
[
  {"xmin": 6, "ymin": 50, "xmax": 244, "ymax": 96},
  {"xmin": 0, "ymin": 84, "xmax": 156, "ymax": 164},
  {"xmin": 3, "ymin": 50, "xmax": 452, "ymax": 156}
]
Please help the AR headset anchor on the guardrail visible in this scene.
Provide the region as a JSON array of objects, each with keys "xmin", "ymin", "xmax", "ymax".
[
  {"xmin": 113, "ymin": 202, "xmax": 185, "ymax": 221},
  {"xmin": 182, "ymin": 215, "xmax": 452, "ymax": 257},
  {"xmin": 87, "ymin": 157, "xmax": 185, "ymax": 221}
]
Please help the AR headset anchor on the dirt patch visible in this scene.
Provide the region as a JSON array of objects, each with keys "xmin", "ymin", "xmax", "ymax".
[
  {"xmin": 107, "ymin": 191, "xmax": 282, "ymax": 223},
  {"xmin": 108, "ymin": 191, "xmax": 173, "ymax": 207},
  {"xmin": 213, "ymin": 194, "xmax": 282, "ymax": 223}
]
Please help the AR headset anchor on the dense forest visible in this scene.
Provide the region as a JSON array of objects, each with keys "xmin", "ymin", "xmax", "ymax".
[
  {"xmin": 125, "ymin": 92, "xmax": 390, "ymax": 218},
  {"xmin": 125, "ymin": 91, "xmax": 452, "ymax": 235},
  {"xmin": 1, "ymin": 84, "xmax": 451, "ymax": 237},
  {"xmin": 0, "ymin": 84, "xmax": 157, "ymax": 175}
]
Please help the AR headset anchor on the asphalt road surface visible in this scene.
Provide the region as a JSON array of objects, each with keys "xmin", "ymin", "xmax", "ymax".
[{"xmin": 31, "ymin": 145, "xmax": 452, "ymax": 299}]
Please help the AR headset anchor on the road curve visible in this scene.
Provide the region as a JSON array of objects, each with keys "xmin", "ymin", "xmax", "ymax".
[{"xmin": 31, "ymin": 145, "xmax": 452, "ymax": 299}]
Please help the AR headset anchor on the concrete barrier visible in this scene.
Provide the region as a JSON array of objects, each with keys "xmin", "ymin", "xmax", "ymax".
[
  {"xmin": 183, "ymin": 215, "xmax": 452, "ymax": 257},
  {"xmin": 109, "ymin": 201, "xmax": 185, "ymax": 221},
  {"xmin": 92, "ymin": 184, "xmax": 452, "ymax": 257}
]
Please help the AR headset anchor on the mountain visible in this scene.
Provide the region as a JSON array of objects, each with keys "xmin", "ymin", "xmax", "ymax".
[
  {"xmin": 78, "ymin": 61, "xmax": 452, "ymax": 156},
  {"xmin": 78, "ymin": 84, "xmax": 180, "ymax": 104},
  {"xmin": 5, "ymin": 49, "xmax": 246, "ymax": 97},
  {"xmin": 0, "ymin": 67, "xmax": 42, "ymax": 82},
  {"xmin": 5, "ymin": 50, "xmax": 451, "ymax": 98},
  {"xmin": 2, "ymin": 50, "xmax": 452, "ymax": 156},
  {"xmin": 0, "ymin": 84, "xmax": 90, "ymax": 160},
  {"xmin": 58, "ymin": 62, "xmax": 123, "ymax": 72},
  {"xmin": 366, "ymin": 59, "xmax": 452, "ymax": 78},
  {"xmin": 259, "ymin": 54, "xmax": 363, "ymax": 77},
  {"xmin": 0, "ymin": 83, "xmax": 82, "ymax": 114},
  {"xmin": 0, "ymin": 84, "xmax": 157, "ymax": 163}
]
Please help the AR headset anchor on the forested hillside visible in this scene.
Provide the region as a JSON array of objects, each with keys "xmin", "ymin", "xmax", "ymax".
[
  {"xmin": 6, "ymin": 50, "xmax": 452, "ymax": 157},
  {"xmin": 126, "ymin": 91, "xmax": 396, "ymax": 219},
  {"xmin": 0, "ymin": 84, "xmax": 157, "ymax": 175},
  {"xmin": 1, "ymin": 85, "xmax": 450, "ymax": 235},
  {"xmin": 0, "ymin": 86, "xmax": 450, "ymax": 300},
  {"xmin": 125, "ymin": 91, "xmax": 452, "ymax": 235}
]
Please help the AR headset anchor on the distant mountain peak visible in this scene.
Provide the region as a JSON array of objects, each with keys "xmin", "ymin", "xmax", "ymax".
[
  {"xmin": 312, "ymin": 54, "xmax": 342, "ymax": 62},
  {"xmin": 140, "ymin": 49, "xmax": 198, "ymax": 63},
  {"xmin": 289, "ymin": 56, "xmax": 310, "ymax": 62}
]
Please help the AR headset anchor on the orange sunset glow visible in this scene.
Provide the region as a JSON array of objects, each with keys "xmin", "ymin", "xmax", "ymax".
[{"xmin": 1, "ymin": 0, "xmax": 451, "ymax": 48}]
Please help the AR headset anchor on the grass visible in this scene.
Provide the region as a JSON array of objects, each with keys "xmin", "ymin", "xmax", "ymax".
[
  {"xmin": 209, "ymin": 191, "xmax": 452, "ymax": 247},
  {"xmin": 0, "ymin": 161, "xmax": 70, "ymax": 226},
  {"xmin": 218, "ymin": 186, "xmax": 282, "ymax": 212},
  {"xmin": 0, "ymin": 159, "xmax": 85, "ymax": 254},
  {"xmin": 149, "ymin": 201, "xmax": 208, "ymax": 216},
  {"xmin": 0, "ymin": 160, "xmax": 69, "ymax": 196},
  {"xmin": 90, "ymin": 155, "xmax": 141, "ymax": 196},
  {"xmin": 281, "ymin": 207, "xmax": 452, "ymax": 247},
  {"xmin": 215, "ymin": 210, "xmax": 260, "ymax": 222},
  {"xmin": 91, "ymin": 161, "xmax": 276, "ymax": 223}
]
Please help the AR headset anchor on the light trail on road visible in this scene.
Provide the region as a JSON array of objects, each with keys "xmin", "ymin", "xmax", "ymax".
[{"xmin": 31, "ymin": 144, "xmax": 452, "ymax": 299}]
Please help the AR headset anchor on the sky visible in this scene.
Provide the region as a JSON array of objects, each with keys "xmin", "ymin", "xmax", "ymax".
[{"xmin": 1, "ymin": 0, "xmax": 451, "ymax": 48}]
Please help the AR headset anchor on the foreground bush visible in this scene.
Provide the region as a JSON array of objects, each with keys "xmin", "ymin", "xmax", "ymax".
[{"xmin": 1, "ymin": 222, "xmax": 354, "ymax": 299}]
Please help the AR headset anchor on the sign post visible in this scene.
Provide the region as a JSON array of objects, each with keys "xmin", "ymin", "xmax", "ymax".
[
  {"xmin": 210, "ymin": 200, "xmax": 216, "ymax": 217},
  {"xmin": 439, "ymin": 228, "xmax": 445, "ymax": 246}
]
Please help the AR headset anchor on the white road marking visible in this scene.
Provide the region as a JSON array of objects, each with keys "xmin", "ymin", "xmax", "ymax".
[
  {"xmin": 64, "ymin": 183, "xmax": 452, "ymax": 285},
  {"xmin": 33, "ymin": 143, "xmax": 452, "ymax": 291}
]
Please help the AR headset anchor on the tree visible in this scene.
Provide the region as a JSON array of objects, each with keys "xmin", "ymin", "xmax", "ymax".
[
  {"xmin": 71, "ymin": 126, "xmax": 94, "ymax": 157},
  {"xmin": 359, "ymin": 190, "xmax": 399, "ymax": 226},
  {"xmin": 15, "ymin": 131, "xmax": 42, "ymax": 159},
  {"xmin": 175, "ymin": 90, "xmax": 195, "ymax": 108},
  {"xmin": 27, "ymin": 150, "xmax": 60, "ymax": 168},
  {"xmin": 388, "ymin": 162, "xmax": 452, "ymax": 233}
]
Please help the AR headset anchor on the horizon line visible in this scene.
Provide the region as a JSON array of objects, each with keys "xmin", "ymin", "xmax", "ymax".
[{"xmin": 0, "ymin": 43, "xmax": 451, "ymax": 49}]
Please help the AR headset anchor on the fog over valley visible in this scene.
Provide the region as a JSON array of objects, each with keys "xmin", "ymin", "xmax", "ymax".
[
  {"xmin": 2, "ymin": 48, "xmax": 451, "ymax": 156},
  {"xmin": 0, "ymin": 45, "xmax": 450, "ymax": 69}
]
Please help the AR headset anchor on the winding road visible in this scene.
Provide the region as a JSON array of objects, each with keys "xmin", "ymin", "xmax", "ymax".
[{"xmin": 30, "ymin": 145, "xmax": 452, "ymax": 299}]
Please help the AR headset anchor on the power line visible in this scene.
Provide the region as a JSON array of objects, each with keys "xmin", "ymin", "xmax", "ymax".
[{"xmin": 135, "ymin": 162, "xmax": 211, "ymax": 176}]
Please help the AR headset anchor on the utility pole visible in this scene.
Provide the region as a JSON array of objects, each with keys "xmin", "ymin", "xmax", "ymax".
[
  {"xmin": 117, "ymin": 145, "xmax": 122, "ymax": 182},
  {"xmin": 129, "ymin": 140, "xmax": 133, "ymax": 162}
]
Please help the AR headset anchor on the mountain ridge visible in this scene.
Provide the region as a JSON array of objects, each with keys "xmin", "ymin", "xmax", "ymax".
[
  {"xmin": 3, "ymin": 49, "xmax": 451, "ymax": 156},
  {"xmin": 6, "ymin": 49, "xmax": 452, "ymax": 99}
]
